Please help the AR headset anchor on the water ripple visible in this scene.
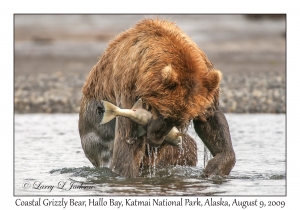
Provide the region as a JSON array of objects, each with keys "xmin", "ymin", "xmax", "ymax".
[{"xmin": 49, "ymin": 166, "xmax": 119, "ymax": 178}]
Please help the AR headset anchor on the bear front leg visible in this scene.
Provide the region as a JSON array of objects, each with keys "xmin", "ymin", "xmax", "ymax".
[
  {"xmin": 110, "ymin": 115, "xmax": 146, "ymax": 178},
  {"xmin": 79, "ymin": 98, "xmax": 115, "ymax": 168},
  {"xmin": 193, "ymin": 108, "xmax": 236, "ymax": 177}
]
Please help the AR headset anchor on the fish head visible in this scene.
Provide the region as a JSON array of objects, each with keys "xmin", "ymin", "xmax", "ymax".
[
  {"xmin": 164, "ymin": 130, "xmax": 184, "ymax": 146},
  {"xmin": 167, "ymin": 136, "xmax": 183, "ymax": 146},
  {"xmin": 174, "ymin": 132, "xmax": 184, "ymax": 145}
]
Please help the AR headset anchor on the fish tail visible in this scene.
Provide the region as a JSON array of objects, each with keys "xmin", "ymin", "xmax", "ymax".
[{"xmin": 100, "ymin": 100, "xmax": 119, "ymax": 124}]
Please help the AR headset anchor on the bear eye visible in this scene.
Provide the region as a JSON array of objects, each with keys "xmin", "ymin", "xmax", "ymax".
[{"xmin": 167, "ymin": 83, "xmax": 177, "ymax": 90}]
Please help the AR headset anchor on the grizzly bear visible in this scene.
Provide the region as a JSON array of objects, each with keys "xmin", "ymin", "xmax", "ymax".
[{"xmin": 79, "ymin": 18, "xmax": 235, "ymax": 178}]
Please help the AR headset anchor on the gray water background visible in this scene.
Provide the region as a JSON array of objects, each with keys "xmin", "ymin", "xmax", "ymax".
[{"xmin": 14, "ymin": 114, "xmax": 286, "ymax": 196}]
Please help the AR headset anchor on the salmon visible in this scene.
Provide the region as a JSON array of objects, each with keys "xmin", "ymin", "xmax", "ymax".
[{"xmin": 100, "ymin": 99, "xmax": 183, "ymax": 146}]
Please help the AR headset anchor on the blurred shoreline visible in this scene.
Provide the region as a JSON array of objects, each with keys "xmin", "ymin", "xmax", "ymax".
[{"xmin": 14, "ymin": 15, "xmax": 286, "ymax": 114}]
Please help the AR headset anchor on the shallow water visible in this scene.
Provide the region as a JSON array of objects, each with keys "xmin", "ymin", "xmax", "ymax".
[{"xmin": 14, "ymin": 114, "xmax": 286, "ymax": 196}]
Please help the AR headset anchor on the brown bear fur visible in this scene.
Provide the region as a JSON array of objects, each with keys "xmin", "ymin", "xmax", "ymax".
[
  {"xmin": 82, "ymin": 18, "xmax": 221, "ymax": 125},
  {"xmin": 79, "ymin": 18, "xmax": 222, "ymax": 177},
  {"xmin": 142, "ymin": 133, "xmax": 198, "ymax": 167}
]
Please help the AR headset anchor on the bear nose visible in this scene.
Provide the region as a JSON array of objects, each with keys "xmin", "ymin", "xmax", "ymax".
[{"xmin": 147, "ymin": 134, "xmax": 165, "ymax": 147}]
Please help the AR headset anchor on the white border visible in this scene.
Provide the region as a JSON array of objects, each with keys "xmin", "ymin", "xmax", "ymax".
[{"xmin": 4, "ymin": 0, "xmax": 297, "ymax": 209}]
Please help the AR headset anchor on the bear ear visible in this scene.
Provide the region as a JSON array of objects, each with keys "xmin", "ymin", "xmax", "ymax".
[
  {"xmin": 161, "ymin": 65, "xmax": 179, "ymax": 85},
  {"xmin": 203, "ymin": 69, "xmax": 222, "ymax": 93}
]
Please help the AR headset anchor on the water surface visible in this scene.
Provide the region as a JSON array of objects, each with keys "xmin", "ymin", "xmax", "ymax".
[{"xmin": 14, "ymin": 114, "xmax": 286, "ymax": 196}]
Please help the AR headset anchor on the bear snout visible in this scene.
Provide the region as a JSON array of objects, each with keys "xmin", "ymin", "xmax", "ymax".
[{"xmin": 147, "ymin": 115, "xmax": 174, "ymax": 147}]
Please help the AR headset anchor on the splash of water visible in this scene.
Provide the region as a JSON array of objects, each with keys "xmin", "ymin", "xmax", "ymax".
[
  {"xmin": 204, "ymin": 146, "xmax": 208, "ymax": 168},
  {"xmin": 176, "ymin": 143, "xmax": 184, "ymax": 166},
  {"xmin": 153, "ymin": 147, "xmax": 158, "ymax": 176},
  {"xmin": 171, "ymin": 146, "xmax": 173, "ymax": 164},
  {"xmin": 203, "ymin": 146, "xmax": 213, "ymax": 168},
  {"xmin": 147, "ymin": 144, "xmax": 152, "ymax": 178},
  {"xmin": 139, "ymin": 158, "xmax": 144, "ymax": 177}
]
